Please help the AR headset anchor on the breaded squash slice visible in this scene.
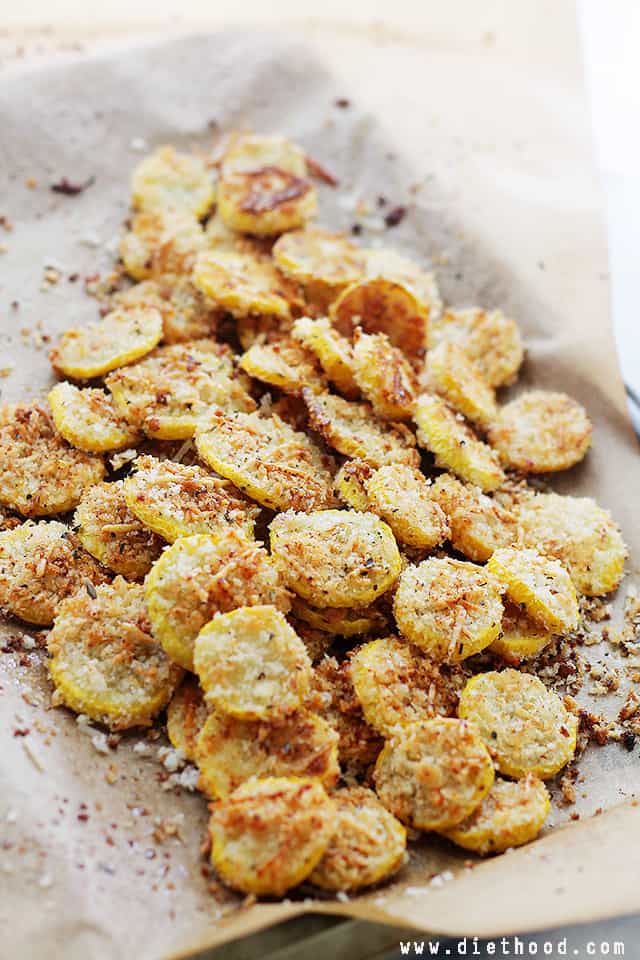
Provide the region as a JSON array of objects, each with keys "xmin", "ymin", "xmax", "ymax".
[
  {"xmin": 519, "ymin": 492, "xmax": 626, "ymax": 596},
  {"xmin": 193, "ymin": 249, "xmax": 297, "ymax": 319},
  {"xmin": 194, "ymin": 606, "xmax": 311, "ymax": 721},
  {"xmin": 0, "ymin": 401, "xmax": 105, "ymax": 518},
  {"xmin": 352, "ymin": 329, "xmax": 418, "ymax": 421},
  {"xmin": 488, "ymin": 391, "xmax": 592, "ymax": 473},
  {"xmin": 270, "ymin": 509, "xmax": 402, "ymax": 608},
  {"xmin": 430, "ymin": 473, "xmax": 520, "ymax": 562},
  {"xmin": 292, "ymin": 316, "xmax": 359, "ymax": 397},
  {"xmin": 217, "ymin": 134, "xmax": 317, "ymax": 236},
  {"xmin": 365, "ymin": 464, "xmax": 449, "ymax": 549},
  {"xmin": 414, "ymin": 393, "xmax": 504, "ymax": 492},
  {"xmin": 166, "ymin": 677, "xmax": 210, "ymax": 763},
  {"xmin": 106, "ymin": 339, "xmax": 255, "ymax": 440},
  {"xmin": 458, "ymin": 669, "xmax": 577, "ymax": 779},
  {"xmin": 209, "ymin": 777, "xmax": 335, "ymax": 897},
  {"xmin": 195, "ymin": 410, "xmax": 336, "ymax": 512},
  {"xmin": 123, "ymin": 455, "xmax": 259, "ymax": 542},
  {"xmin": 48, "ymin": 382, "xmax": 140, "ymax": 453},
  {"xmin": 48, "ymin": 578, "xmax": 182, "ymax": 730},
  {"xmin": 307, "ymin": 656, "xmax": 383, "ymax": 774},
  {"xmin": 309, "ymin": 786, "xmax": 406, "ymax": 891},
  {"xmin": 487, "ymin": 548, "xmax": 579, "ymax": 634},
  {"xmin": 428, "ymin": 307, "xmax": 523, "ymax": 388},
  {"xmin": 145, "ymin": 531, "xmax": 289, "ymax": 671},
  {"xmin": 273, "ymin": 228, "xmax": 365, "ymax": 309},
  {"xmin": 425, "ymin": 341, "xmax": 497, "ymax": 430},
  {"xmin": 441, "ymin": 775, "xmax": 550, "ymax": 855},
  {"xmin": 374, "ymin": 718, "xmax": 494, "ymax": 831},
  {"xmin": 0, "ymin": 520, "xmax": 109, "ymax": 626},
  {"xmin": 291, "ymin": 594, "xmax": 389, "ymax": 638},
  {"xmin": 394, "ymin": 557, "xmax": 504, "ymax": 662},
  {"xmin": 489, "ymin": 601, "xmax": 554, "ymax": 661},
  {"xmin": 303, "ymin": 390, "xmax": 420, "ymax": 469},
  {"xmin": 239, "ymin": 337, "xmax": 327, "ymax": 396},
  {"xmin": 195, "ymin": 710, "xmax": 339, "ymax": 797},
  {"xmin": 350, "ymin": 636, "xmax": 465, "ymax": 736},
  {"xmin": 114, "ymin": 277, "xmax": 221, "ymax": 344},
  {"xmin": 333, "ymin": 459, "xmax": 373, "ymax": 511},
  {"xmin": 74, "ymin": 480, "xmax": 163, "ymax": 580},
  {"xmin": 120, "ymin": 208, "xmax": 206, "ymax": 281},
  {"xmin": 364, "ymin": 247, "xmax": 443, "ymax": 322},
  {"xmin": 50, "ymin": 308, "xmax": 162, "ymax": 380},
  {"xmin": 131, "ymin": 145, "xmax": 215, "ymax": 217}
]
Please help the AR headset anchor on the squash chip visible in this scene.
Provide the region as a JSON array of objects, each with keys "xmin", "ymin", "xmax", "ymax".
[
  {"xmin": 490, "ymin": 601, "xmax": 553, "ymax": 661},
  {"xmin": 425, "ymin": 341, "xmax": 497, "ymax": 429},
  {"xmin": 487, "ymin": 548, "xmax": 579, "ymax": 634},
  {"xmin": 365, "ymin": 464, "xmax": 449, "ymax": 549},
  {"xmin": 114, "ymin": 277, "xmax": 221, "ymax": 344},
  {"xmin": 131, "ymin": 145, "xmax": 215, "ymax": 217},
  {"xmin": 290, "ymin": 594, "xmax": 389, "ymax": 638},
  {"xmin": 239, "ymin": 337, "xmax": 327, "ymax": 396},
  {"xmin": 273, "ymin": 227, "xmax": 365, "ymax": 307},
  {"xmin": 333, "ymin": 459, "xmax": 373, "ymax": 511},
  {"xmin": 166, "ymin": 677, "xmax": 210, "ymax": 763},
  {"xmin": 120, "ymin": 209, "xmax": 206, "ymax": 281},
  {"xmin": 430, "ymin": 473, "xmax": 520, "ymax": 562},
  {"xmin": 194, "ymin": 249, "xmax": 298, "ymax": 319},
  {"xmin": 50, "ymin": 308, "xmax": 162, "ymax": 379},
  {"xmin": 429, "ymin": 307, "xmax": 524, "ymax": 388},
  {"xmin": 292, "ymin": 316, "xmax": 359, "ymax": 397},
  {"xmin": 352, "ymin": 329, "xmax": 417, "ymax": 421},
  {"xmin": 48, "ymin": 382, "xmax": 140, "ymax": 453}
]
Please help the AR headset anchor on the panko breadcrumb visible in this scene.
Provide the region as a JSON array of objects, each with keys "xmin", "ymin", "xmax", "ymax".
[
  {"xmin": 74, "ymin": 480, "xmax": 163, "ymax": 580},
  {"xmin": 352, "ymin": 330, "xmax": 417, "ymax": 421},
  {"xmin": 487, "ymin": 548, "xmax": 579, "ymax": 634},
  {"xmin": 194, "ymin": 605, "xmax": 311, "ymax": 721},
  {"xmin": 48, "ymin": 577, "xmax": 182, "ymax": 730},
  {"xmin": 123, "ymin": 455, "xmax": 259, "ymax": 542},
  {"xmin": 145, "ymin": 531, "xmax": 289, "ymax": 671},
  {"xmin": 365, "ymin": 464, "xmax": 450, "ymax": 549},
  {"xmin": 428, "ymin": 307, "xmax": 523, "ymax": 388},
  {"xmin": 50, "ymin": 308, "xmax": 163, "ymax": 379},
  {"xmin": 303, "ymin": 390, "xmax": 420, "ymax": 469},
  {"xmin": 374, "ymin": 718, "xmax": 495, "ymax": 831},
  {"xmin": 195, "ymin": 410, "xmax": 336, "ymax": 512},
  {"xmin": 394, "ymin": 557, "xmax": 504, "ymax": 661},
  {"xmin": 48, "ymin": 382, "xmax": 140, "ymax": 453},
  {"xmin": 0, "ymin": 401, "xmax": 105, "ymax": 517},
  {"xmin": 441, "ymin": 775, "xmax": 550, "ymax": 854},
  {"xmin": 166, "ymin": 677, "xmax": 210, "ymax": 763},
  {"xmin": 458, "ymin": 669, "xmax": 578, "ymax": 779},
  {"xmin": 309, "ymin": 786, "xmax": 406, "ymax": 891},
  {"xmin": 209, "ymin": 777, "xmax": 334, "ymax": 897},
  {"xmin": 488, "ymin": 391, "xmax": 592, "ymax": 473},
  {"xmin": 195, "ymin": 710, "xmax": 339, "ymax": 798},
  {"xmin": 0, "ymin": 520, "xmax": 109, "ymax": 625},
  {"xmin": 270, "ymin": 509, "xmax": 401, "ymax": 609}
]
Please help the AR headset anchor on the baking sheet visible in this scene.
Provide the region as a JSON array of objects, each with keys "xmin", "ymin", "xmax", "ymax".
[{"xmin": 1, "ymin": 5, "xmax": 640, "ymax": 958}]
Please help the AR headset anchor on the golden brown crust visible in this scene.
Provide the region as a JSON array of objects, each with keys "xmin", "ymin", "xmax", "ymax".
[{"xmin": 428, "ymin": 307, "xmax": 523, "ymax": 388}]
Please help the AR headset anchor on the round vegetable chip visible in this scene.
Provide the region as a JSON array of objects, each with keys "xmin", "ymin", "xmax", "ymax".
[
  {"xmin": 428, "ymin": 307, "xmax": 524, "ymax": 388},
  {"xmin": 487, "ymin": 548, "xmax": 579, "ymax": 634},
  {"xmin": 333, "ymin": 459, "xmax": 373, "ymax": 511},
  {"xmin": 519, "ymin": 492, "xmax": 627, "ymax": 596},
  {"xmin": 365, "ymin": 464, "xmax": 449, "ymax": 549},
  {"xmin": 364, "ymin": 247, "xmax": 442, "ymax": 321},
  {"xmin": 48, "ymin": 382, "xmax": 140, "ymax": 453},
  {"xmin": 374, "ymin": 718, "xmax": 495, "ymax": 831},
  {"xmin": 120, "ymin": 209, "xmax": 206, "ymax": 282},
  {"xmin": 145, "ymin": 531, "xmax": 289, "ymax": 672},
  {"xmin": 309, "ymin": 786, "xmax": 406, "ymax": 891},
  {"xmin": 166, "ymin": 677, "xmax": 210, "ymax": 763},
  {"xmin": 0, "ymin": 520, "xmax": 109, "ymax": 626},
  {"xmin": 114, "ymin": 277, "xmax": 221, "ymax": 345},
  {"xmin": 50, "ymin": 308, "xmax": 162, "ymax": 380},
  {"xmin": 425, "ymin": 341, "xmax": 497, "ymax": 430},
  {"xmin": 123, "ymin": 455, "xmax": 259, "ymax": 542},
  {"xmin": 217, "ymin": 134, "xmax": 317, "ymax": 236},
  {"xmin": 414, "ymin": 393, "xmax": 504, "ymax": 492},
  {"xmin": 303, "ymin": 390, "xmax": 420, "ymax": 469},
  {"xmin": 441, "ymin": 775, "xmax": 550, "ymax": 855},
  {"xmin": 394, "ymin": 557, "xmax": 504, "ymax": 661},
  {"xmin": 290, "ymin": 594, "xmax": 389, "ymax": 638},
  {"xmin": 490, "ymin": 601, "xmax": 553, "ymax": 661},
  {"xmin": 430, "ymin": 474, "xmax": 519, "ymax": 562},
  {"xmin": 273, "ymin": 227, "xmax": 365, "ymax": 306},
  {"xmin": 194, "ymin": 249, "xmax": 298, "ymax": 319},
  {"xmin": 209, "ymin": 777, "xmax": 335, "ymax": 897},
  {"xmin": 270, "ymin": 509, "xmax": 402, "ymax": 609},
  {"xmin": 131, "ymin": 145, "xmax": 215, "ymax": 217},
  {"xmin": 195, "ymin": 710, "xmax": 339, "ymax": 798},
  {"xmin": 195, "ymin": 410, "xmax": 336, "ymax": 512},
  {"xmin": 0, "ymin": 401, "xmax": 105, "ymax": 518},
  {"xmin": 458, "ymin": 669, "xmax": 578, "ymax": 779},
  {"xmin": 48, "ymin": 578, "xmax": 182, "ymax": 730},
  {"xmin": 106, "ymin": 339, "xmax": 255, "ymax": 439},
  {"xmin": 292, "ymin": 316, "xmax": 359, "ymax": 398},
  {"xmin": 74, "ymin": 480, "xmax": 163, "ymax": 580},
  {"xmin": 239, "ymin": 337, "xmax": 327, "ymax": 396},
  {"xmin": 352, "ymin": 330, "xmax": 417, "ymax": 421},
  {"xmin": 307, "ymin": 656, "xmax": 383, "ymax": 775},
  {"xmin": 488, "ymin": 391, "xmax": 592, "ymax": 473},
  {"xmin": 351, "ymin": 636, "xmax": 464, "ymax": 736},
  {"xmin": 194, "ymin": 605, "xmax": 311, "ymax": 721}
]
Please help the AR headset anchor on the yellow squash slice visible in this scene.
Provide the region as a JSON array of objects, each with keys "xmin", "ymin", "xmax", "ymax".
[
  {"xmin": 487, "ymin": 547, "xmax": 579, "ymax": 634},
  {"xmin": 48, "ymin": 382, "xmax": 139, "ymax": 453},
  {"xmin": 428, "ymin": 307, "xmax": 523, "ymax": 388},
  {"xmin": 292, "ymin": 316, "xmax": 359, "ymax": 397},
  {"xmin": 425, "ymin": 341, "xmax": 497, "ymax": 430},
  {"xmin": 131, "ymin": 145, "xmax": 215, "ymax": 217},
  {"xmin": 365, "ymin": 464, "xmax": 450, "ymax": 549},
  {"xmin": 352, "ymin": 329, "xmax": 418, "ymax": 421}
]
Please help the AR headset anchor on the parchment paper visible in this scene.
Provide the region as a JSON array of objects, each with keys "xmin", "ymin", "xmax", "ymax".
[{"xmin": 1, "ymin": 5, "xmax": 640, "ymax": 958}]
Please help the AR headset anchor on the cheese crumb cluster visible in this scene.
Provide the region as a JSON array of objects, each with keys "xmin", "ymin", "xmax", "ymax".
[{"xmin": 0, "ymin": 134, "xmax": 630, "ymax": 900}]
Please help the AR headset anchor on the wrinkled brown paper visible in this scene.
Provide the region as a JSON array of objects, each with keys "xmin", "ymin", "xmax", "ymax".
[{"xmin": 1, "ymin": 6, "xmax": 640, "ymax": 959}]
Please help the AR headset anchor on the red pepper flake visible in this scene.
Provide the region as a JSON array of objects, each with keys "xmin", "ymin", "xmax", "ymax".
[
  {"xmin": 51, "ymin": 176, "xmax": 95, "ymax": 196},
  {"xmin": 334, "ymin": 98, "xmax": 350, "ymax": 108},
  {"xmin": 306, "ymin": 155, "xmax": 339, "ymax": 187},
  {"xmin": 384, "ymin": 205, "xmax": 407, "ymax": 228},
  {"xmin": 77, "ymin": 813, "xmax": 89, "ymax": 822},
  {"xmin": 13, "ymin": 727, "xmax": 30, "ymax": 737}
]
